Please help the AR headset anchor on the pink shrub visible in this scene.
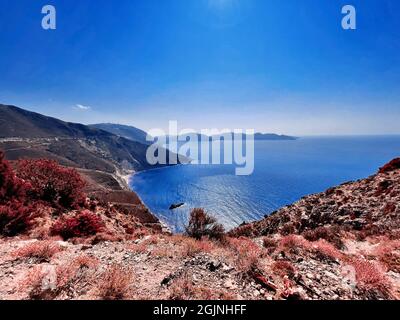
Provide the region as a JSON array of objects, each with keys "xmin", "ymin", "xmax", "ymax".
[
  {"xmin": 12, "ymin": 241, "xmax": 63, "ymax": 262},
  {"xmin": 97, "ymin": 264, "xmax": 134, "ymax": 300},
  {"xmin": 303, "ymin": 226, "xmax": 344, "ymax": 249},
  {"xmin": 0, "ymin": 151, "xmax": 36, "ymax": 236},
  {"xmin": 350, "ymin": 258, "xmax": 389, "ymax": 293},
  {"xmin": 379, "ymin": 158, "xmax": 400, "ymax": 174},
  {"xmin": 0, "ymin": 151, "xmax": 27, "ymax": 201},
  {"xmin": 279, "ymin": 235, "xmax": 309, "ymax": 251},
  {"xmin": 0, "ymin": 200, "xmax": 37, "ymax": 236},
  {"xmin": 311, "ymin": 239, "xmax": 343, "ymax": 261},
  {"xmin": 185, "ymin": 208, "xmax": 225, "ymax": 241},
  {"xmin": 263, "ymin": 237, "xmax": 278, "ymax": 254},
  {"xmin": 51, "ymin": 210, "xmax": 104, "ymax": 240},
  {"xmin": 17, "ymin": 159, "xmax": 86, "ymax": 209},
  {"xmin": 227, "ymin": 237, "xmax": 262, "ymax": 273}
]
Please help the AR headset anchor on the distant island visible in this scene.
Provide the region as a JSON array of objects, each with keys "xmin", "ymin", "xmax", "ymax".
[
  {"xmin": 160, "ymin": 132, "xmax": 298, "ymax": 142},
  {"xmin": 87, "ymin": 124, "xmax": 298, "ymax": 144},
  {"xmin": 253, "ymin": 133, "xmax": 298, "ymax": 141}
]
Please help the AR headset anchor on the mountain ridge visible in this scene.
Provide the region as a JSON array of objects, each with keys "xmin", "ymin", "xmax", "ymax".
[
  {"xmin": 0, "ymin": 104, "xmax": 178, "ymax": 176},
  {"xmin": 89, "ymin": 123, "xmax": 150, "ymax": 145}
]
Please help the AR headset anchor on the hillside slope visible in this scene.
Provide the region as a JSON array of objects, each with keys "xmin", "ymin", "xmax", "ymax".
[
  {"xmin": 231, "ymin": 158, "xmax": 400, "ymax": 238},
  {"xmin": 90, "ymin": 123, "xmax": 150, "ymax": 145},
  {"xmin": 0, "ymin": 104, "xmax": 179, "ymax": 176}
]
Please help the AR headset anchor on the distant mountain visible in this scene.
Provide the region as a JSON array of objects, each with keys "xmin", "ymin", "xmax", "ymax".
[
  {"xmin": 254, "ymin": 133, "xmax": 297, "ymax": 141},
  {"xmin": 0, "ymin": 104, "xmax": 180, "ymax": 175},
  {"xmin": 160, "ymin": 132, "xmax": 297, "ymax": 142},
  {"xmin": 90, "ymin": 123, "xmax": 150, "ymax": 145}
]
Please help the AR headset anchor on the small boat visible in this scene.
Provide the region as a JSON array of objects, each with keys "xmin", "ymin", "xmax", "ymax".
[{"xmin": 169, "ymin": 203, "xmax": 185, "ymax": 210}]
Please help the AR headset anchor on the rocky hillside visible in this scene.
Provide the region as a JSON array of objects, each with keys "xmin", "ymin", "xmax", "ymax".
[
  {"xmin": 90, "ymin": 123, "xmax": 150, "ymax": 145},
  {"xmin": 231, "ymin": 158, "xmax": 400, "ymax": 239},
  {"xmin": 0, "ymin": 104, "xmax": 182, "ymax": 176}
]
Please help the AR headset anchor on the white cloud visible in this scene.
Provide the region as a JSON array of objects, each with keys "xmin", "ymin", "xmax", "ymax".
[{"xmin": 74, "ymin": 104, "xmax": 91, "ymax": 111}]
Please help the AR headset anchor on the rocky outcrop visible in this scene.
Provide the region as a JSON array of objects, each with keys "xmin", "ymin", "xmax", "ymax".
[{"xmin": 231, "ymin": 161, "xmax": 400, "ymax": 239}]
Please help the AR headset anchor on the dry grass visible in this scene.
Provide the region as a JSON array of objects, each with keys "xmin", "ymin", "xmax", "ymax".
[
  {"xmin": 272, "ymin": 260, "xmax": 296, "ymax": 278},
  {"xmin": 278, "ymin": 235, "xmax": 343, "ymax": 261},
  {"xmin": 168, "ymin": 235, "xmax": 217, "ymax": 257},
  {"xmin": 303, "ymin": 226, "xmax": 344, "ymax": 249},
  {"xmin": 169, "ymin": 272, "xmax": 236, "ymax": 300},
  {"xmin": 279, "ymin": 235, "xmax": 309, "ymax": 252},
  {"xmin": 73, "ymin": 254, "xmax": 99, "ymax": 269},
  {"xmin": 97, "ymin": 264, "xmax": 134, "ymax": 300},
  {"xmin": 51, "ymin": 254, "xmax": 99, "ymax": 293},
  {"xmin": 19, "ymin": 265, "xmax": 58, "ymax": 300},
  {"xmin": 350, "ymin": 258, "xmax": 390, "ymax": 294},
  {"xmin": 12, "ymin": 241, "xmax": 63, "ymax": 263},
  {"xmin": 311, "ymin": 239, "xmax": 343, "ymax": 261},
  {"xmin": 18, "ymin": 253, "xmax": 98, "ymax": 300},
  {"xmin": 380, "ymin": 253, "xmax": 400, "ymax": 273},
  {"xmin": 263, "ymin": 237, "xmax": 278, "ymax": 254},
  {"xmin": 226, "ymin": 237, "xmax": 263, "ymax": 274},
  {"xmin": 370, "ymin": 238, "xmax": 400, "ymax": 273},
  {"xmin": 130, "ymin": 235, "xmax": 217, "ymax": 259},
  {"xmin": 128, "ymin": 242, "xmax": 148, "ymax": 255},
  {"xmin": 180, "ymin": 238, "xmax": 216, "ymax": 257},
  {"xmin": 144, "ymin": 235, "xmax": 160, "ymax": 245},
  {"xmin": 168, "ymin": 273, "xmax": 195, "ymax": 300},
  {"xmin": 373, "ymin": 239, "xmax": 400, "ymax": 257},
  {"xmin": 127, "ymin": 235, "xmax": 162, "ymax": 253},
  {"xmin": 151, "ymin": 246, "xmax": 173, "ymax": 258},
  {"xmin": 55, "ymin": 262, "xmax": 81, "ymax": 289},
  {"xmin": 19, "ymin": 266, "xmax": 45, "ymax": 293}
]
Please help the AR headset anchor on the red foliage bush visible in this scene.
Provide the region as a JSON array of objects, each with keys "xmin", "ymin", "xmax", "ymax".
[
  {"xmin": 350, "ymin": 258, "xmax": 389, "ymax": 295},
  {"xmin": 97, "ymin": 264, "xmax": 133, "ymax": 300},
  {"xmin": 17, "ymin": 159, "xmax": 86, "ymax": 209},
  {"xmin": 379, "ymin": 158, "xmax": 400, "ymax": 174},
  {"xmin": 280, "ymin": 223, "xmax": 296, "ymax": 236},
  {"xmin": 0, "ymin": 200, "xmax": 36, "ymax": 236},
  {"xmin": 263, "ymin": 237, "xmax": 278, "ymax": 254},
  {"xmin": 227, "ymin": 237, "xmax": 262, "ymax": 273},
  {"xmin": 0, "ymin": 151, "xmax": 36, "ymax": 236},
  {"xmin": 185, "ymin": 208, "xmax": 225, "ymax": 241},
  {"xmin": 51, "ymin": 210, "xmax": 104, "ymax": 240},
  {"xmin": 229, "ymin": 223, "xmax": 255, "ymax": 238},
  {"xmin": 12, "ymin": 240, "xmax": 63, "ymax": 263},
  {"xmin": 0, "ymin": 151, "xmax": 27, "ymax": 201},
  {"xmin": 279, "ymin": 235, "xmax": 309, "ymax": 251},
  {"xmin": 303, "ymin": 226, "xmax": 344, "ymax": 249},
  {"xmin": 311, "ymin": 239, "xmax": 343, "ymax": 261}
]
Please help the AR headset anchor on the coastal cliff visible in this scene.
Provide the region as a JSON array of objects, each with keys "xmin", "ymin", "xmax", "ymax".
[{"xmin": 231, "ymin": 158, "xmax": 400, "ymax": 239}]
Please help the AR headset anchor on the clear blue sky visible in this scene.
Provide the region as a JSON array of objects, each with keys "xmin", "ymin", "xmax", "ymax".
[{"xmin": 0, "ymin": 0, "xmax": 399, "ymax": 135}]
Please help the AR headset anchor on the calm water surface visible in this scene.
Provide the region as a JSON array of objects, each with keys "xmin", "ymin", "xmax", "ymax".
[{"xmin": 130, "ymin": 136, "xmax": 400, "ymax": 232}]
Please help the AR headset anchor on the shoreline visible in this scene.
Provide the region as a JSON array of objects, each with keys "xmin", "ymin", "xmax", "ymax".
[
  {"xmin": 127, "ymin": 165, "xmax": 184, "ymax": 234},
  {"xmin": 130, "ymin": 163, "xmax": 188, "ymax": 179}
]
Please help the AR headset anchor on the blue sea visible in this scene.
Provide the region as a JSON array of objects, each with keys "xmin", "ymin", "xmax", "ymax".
[{"xmin": 130, "ymin": 136, "xmax": 400, "ymax": 233}]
